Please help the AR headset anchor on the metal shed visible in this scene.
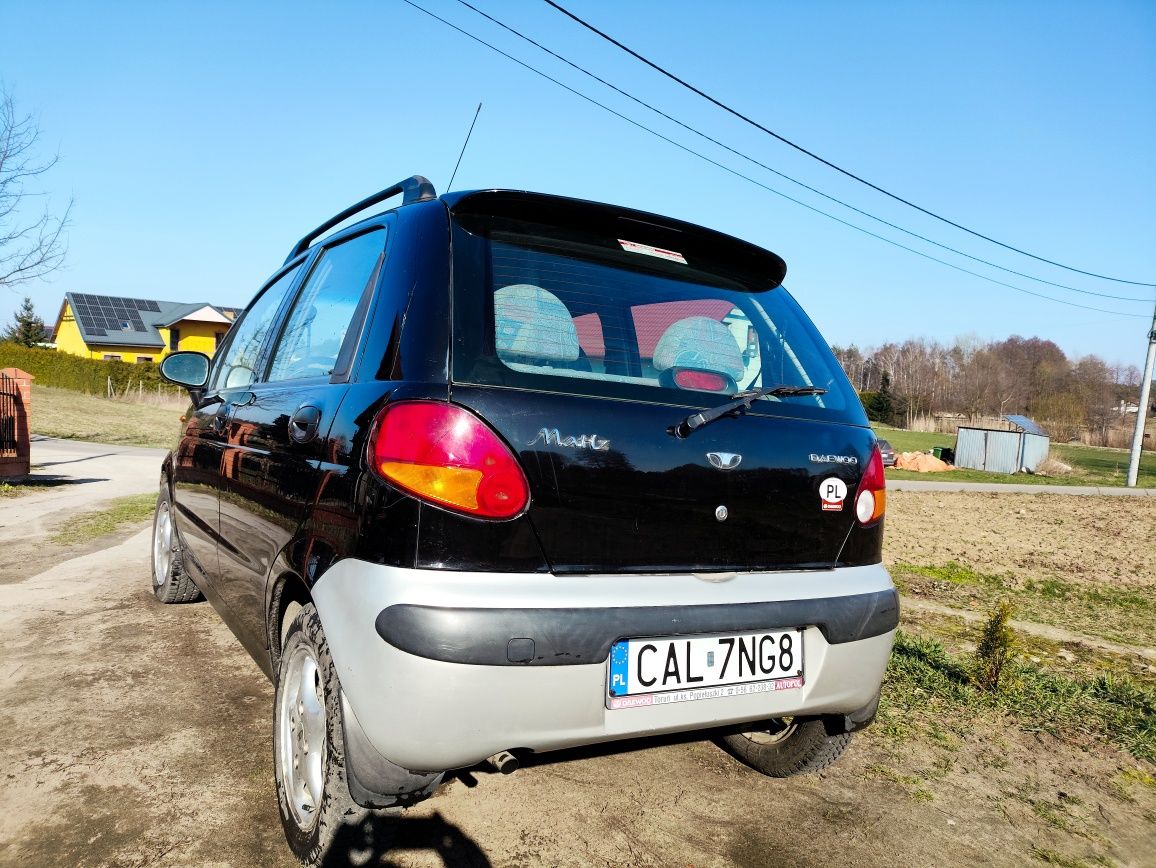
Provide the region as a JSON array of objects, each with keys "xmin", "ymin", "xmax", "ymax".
[{"xmin": 954, "ymin": 416, "xmax": 1050, "ymax": 474}]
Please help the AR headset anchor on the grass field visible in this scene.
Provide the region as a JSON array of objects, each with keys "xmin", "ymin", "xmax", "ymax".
[
  {"xmin": 30, "ymin": 385, "xmax": 185, "ymax": 449},
  {"xmin": 49, "ymin": 492, "xmax": 158, "ymax": 545},
  {"xmin": 873, "ymin": 424, "xmax": 1156, "ymax": 487}
]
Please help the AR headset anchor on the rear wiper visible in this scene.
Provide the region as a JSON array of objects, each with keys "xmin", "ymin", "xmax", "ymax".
[{"xmin": 671, "ymin": 385, "xmax": 828, "ymax": 438}]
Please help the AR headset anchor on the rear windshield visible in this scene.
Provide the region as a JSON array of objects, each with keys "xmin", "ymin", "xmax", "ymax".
[{"xmin": 450, "ymin": 212, "xmax": 865, "ymax": 425}]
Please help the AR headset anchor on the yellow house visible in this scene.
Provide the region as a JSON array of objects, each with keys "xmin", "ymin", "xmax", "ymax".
[{"xmin": 52, "ymin": 293, "xmax": 241, "ymax": 363}]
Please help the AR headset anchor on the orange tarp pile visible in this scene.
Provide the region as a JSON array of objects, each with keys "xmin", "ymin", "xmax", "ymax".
[{"xmin": 895, "ymin": 451, "xmax": 952, "ymax": 473}]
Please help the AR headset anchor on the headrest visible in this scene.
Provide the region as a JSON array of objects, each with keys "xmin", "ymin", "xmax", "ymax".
[
  {"xmin": 652, "ymin": 316, "xmax": 744, "ymax": 381},
  {"xmin": 494, "ymin": 284, "xmax": 580, "ymax": 363}
]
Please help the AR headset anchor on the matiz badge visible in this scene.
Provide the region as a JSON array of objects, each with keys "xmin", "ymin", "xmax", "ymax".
[{"xmin": 819, "ymin": 477, "xmax": 847, "ymax": 511}]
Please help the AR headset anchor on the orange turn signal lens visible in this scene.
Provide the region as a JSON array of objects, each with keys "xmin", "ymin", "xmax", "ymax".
[{"xmin": 378, "ymin": 462, "xmax": 484, "ymax": 512}]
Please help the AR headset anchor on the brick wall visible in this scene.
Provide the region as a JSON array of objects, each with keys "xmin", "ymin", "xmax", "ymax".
[{"xmin": 0, "ymin": 367, "xmax": 33, "ymax": 478}]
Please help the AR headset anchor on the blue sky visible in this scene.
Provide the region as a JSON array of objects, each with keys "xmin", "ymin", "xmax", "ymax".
[{"xmin": 2, "ymin": 0, "xmax": 1154, "ymax": 368}]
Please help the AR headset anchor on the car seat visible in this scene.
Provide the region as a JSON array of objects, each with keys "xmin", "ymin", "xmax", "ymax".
[
  {"xmin": 652, "ymin": 316, "xmax": 745, "ymax": 383},
  {"xmin": 494, "ymin": 284, "xmax": 586, "ymax": 370}
]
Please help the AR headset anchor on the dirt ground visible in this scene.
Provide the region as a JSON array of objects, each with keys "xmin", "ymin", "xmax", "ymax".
[
  {"xmin": 884, "ymin": 490, "xmax": 1156, "ymax": 591},
  {"xmin": 2, "ymin": 471, "xmax": 1154, "ymax": 867}
]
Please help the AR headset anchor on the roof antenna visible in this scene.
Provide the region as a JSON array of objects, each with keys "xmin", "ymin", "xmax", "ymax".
[{"xmin": 446, "ymin": 102, "xmax": 482, "ymax": 192}]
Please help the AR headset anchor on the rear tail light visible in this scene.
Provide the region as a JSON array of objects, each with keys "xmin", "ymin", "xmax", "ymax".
[
  {"xmin": 371, "ymin": 401, "xmax": 530, "ymax": 519},
  {"xmin": 855, "ymin": 444, "xmax": 887, "ymax": 525}
]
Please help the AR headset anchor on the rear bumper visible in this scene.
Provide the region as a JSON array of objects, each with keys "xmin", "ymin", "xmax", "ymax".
[{"xmin": 312, "ymin": 561, "xmax": 897, "ymax": 772}]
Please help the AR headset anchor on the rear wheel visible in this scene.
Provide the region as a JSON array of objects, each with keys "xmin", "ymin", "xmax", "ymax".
[
  {"xmin": 718, "ymin": 717, "xmax": 851, "ymax": 777},
  {"xmin": 274, "ymin": 603, "xmax": 364, "ymax": 866},
  {"xmin": 151, "ymin": 484, "xmax": 202, "ymax": 604}
]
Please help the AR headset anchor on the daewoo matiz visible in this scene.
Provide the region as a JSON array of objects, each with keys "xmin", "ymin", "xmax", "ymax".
[{"xmin": 154, "ymin": 175, "xmax": 897, "ymax": 865}]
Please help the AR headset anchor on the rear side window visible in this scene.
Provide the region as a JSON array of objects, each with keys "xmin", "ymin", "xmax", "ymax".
[
  {"xmin": 268, "ymin": 229, "xmax": 386, "ymax": 382},
  {"xmin": 451, "ymin": 216, "xmax": 862, "ymax": 423}
]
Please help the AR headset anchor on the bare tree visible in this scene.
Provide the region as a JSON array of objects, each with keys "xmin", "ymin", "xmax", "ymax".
[{"xmin": 0, "ymin": 89, "xmax": 70, "ymax": 289}]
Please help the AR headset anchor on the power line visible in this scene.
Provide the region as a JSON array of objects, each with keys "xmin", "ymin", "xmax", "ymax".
[
  {"xmin": 454, "ymin": 0, "xmax": 1150, "ymax": 305},
  {"xmin": 399, "ymin": 0, "xmax": 1148, "ymax": 319},
  {"xmin": 542, "ymin": 0, "xmax": 1156, "ymax": 289}
]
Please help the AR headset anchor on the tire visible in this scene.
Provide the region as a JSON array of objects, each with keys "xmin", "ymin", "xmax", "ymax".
[
  {"xmin": 718, "ymin": 717, "xmax": 852, "ymax": 777},
  {"xmin": 274, "ymin": 603, "xmax": 365, "ymax": 866},
  {"xmin": 151, "ymin": 484, "xmax": 203, "ymax": 604}
]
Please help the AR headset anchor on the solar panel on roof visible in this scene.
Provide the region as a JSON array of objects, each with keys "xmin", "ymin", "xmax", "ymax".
[{"xmin": 1003, "ymin": 414, "xmax": 1047, "ymax": 436}]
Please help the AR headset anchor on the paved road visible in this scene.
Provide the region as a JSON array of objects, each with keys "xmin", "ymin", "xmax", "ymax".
[
  {"xmin": 889, "ymin": 478, "xmax": 1155, "ymax": 496},
  {"xmin": 0, "ymin": 437, "xmax": 168, "ymax": 584}
]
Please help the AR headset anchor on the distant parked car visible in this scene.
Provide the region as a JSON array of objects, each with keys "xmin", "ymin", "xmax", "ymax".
[{"xmin": 877, "ymin": 439, "xmax": 897, "ymax": 467}]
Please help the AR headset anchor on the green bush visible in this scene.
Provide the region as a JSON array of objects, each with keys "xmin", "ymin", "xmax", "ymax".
[
  {"xmin": 0, "ymin": 342, "xmax": 168, "ymax": 394},
  {"xmin": 974, "ymin": 601, "xmax": 1017, "ymax": 692}
]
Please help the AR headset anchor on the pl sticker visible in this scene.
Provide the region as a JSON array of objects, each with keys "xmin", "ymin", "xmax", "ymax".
[{"xmin": 819, "ymin": 477, "xmax": 847, "ymax": 512}]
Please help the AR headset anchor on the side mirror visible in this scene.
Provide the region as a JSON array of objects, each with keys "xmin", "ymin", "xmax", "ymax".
[{"xmin": 160, "ymin": 352, "xmax": 211, "ymax": 404}]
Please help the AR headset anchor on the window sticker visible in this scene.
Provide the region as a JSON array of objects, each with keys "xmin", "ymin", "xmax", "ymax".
[
  {"xmin": 819, "ymin": 477, "xmax": 847, "ymax": 512},
  {"xmin": 618, "ymin": 239, "xmax": 687, "ymax": 264}
]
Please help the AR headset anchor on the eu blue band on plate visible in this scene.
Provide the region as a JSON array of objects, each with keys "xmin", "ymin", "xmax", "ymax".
[{"xmin": 609, "ymin": 641, "xmax": 629, "ymax": 696}]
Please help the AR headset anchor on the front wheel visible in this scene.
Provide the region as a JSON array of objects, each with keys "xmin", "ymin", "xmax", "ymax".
[
  {"xmin": 717, "ymin": 717, "xmax": 852, "ymax": 777},
  {"xmin": 151, "ymin": 484, "xmax": 202, "ymax": 604},
  {"xmin": 274, "ymin": 603, "xmax": 363, "ymax": 866}
]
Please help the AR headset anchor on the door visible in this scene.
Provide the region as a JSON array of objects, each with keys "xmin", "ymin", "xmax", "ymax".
[
  {"xmin": 172, "ymin": 262, "xmax": 305, "ymax": 596},
  {"xmin": 170, "ymin": 399, "xmax": 228, "ymax": 583},
  {"xmin": 216, "ymin": 227, "xmax": 389, "ymax": 659}
]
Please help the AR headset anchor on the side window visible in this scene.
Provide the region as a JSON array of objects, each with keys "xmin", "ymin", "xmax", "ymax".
[
  {"xmin": 212, "ymin": 264, "xmax": 302, "ymax": 391},
  {"xmin": 267, "ymin": 229, "xmax": 386, "ymax": 382}
]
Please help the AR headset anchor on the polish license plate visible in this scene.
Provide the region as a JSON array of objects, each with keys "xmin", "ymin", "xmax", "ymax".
[{"xmin": 607, "ymin": 628, "xmax": 805, "ymax": 709}]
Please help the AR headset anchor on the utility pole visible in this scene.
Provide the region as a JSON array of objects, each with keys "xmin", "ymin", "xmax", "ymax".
[{"xmin": 1126, "ymin": 300, "xmax": 1156, "ymax": 487}]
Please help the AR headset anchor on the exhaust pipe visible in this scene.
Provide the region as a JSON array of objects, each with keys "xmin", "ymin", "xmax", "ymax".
[{"xmin": 486, "ymin": 750, "xmax": 519, "ymax": 774}]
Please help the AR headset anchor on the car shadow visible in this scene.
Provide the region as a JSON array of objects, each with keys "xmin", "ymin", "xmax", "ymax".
[
  {"xmin": 321, "ymin": 809, "xmax": 491, "ymax": 867},
  {"xmin": 502, "ymin": 727, "xmax": 729, "ymax": 773},
  {"xmin": 34, "ymin": 452, "xmax": 118, "ymax": 467},
  {"xmin": 4, "ymin": 474, "xmax": 109, "ymax": 487}
]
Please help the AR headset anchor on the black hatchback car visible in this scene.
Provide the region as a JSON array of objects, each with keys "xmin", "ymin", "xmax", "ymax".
[{"xmin": 155, "ymin": 176, "xmax": 897, "ymax": 865}]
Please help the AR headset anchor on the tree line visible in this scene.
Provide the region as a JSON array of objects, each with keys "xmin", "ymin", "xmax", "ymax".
[{"xmin": 832, "ymin": 335, "xmax": 1148, "ymax": 442}]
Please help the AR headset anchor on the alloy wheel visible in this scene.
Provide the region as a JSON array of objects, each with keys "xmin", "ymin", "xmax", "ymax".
[{"xmin": 278, "ymin": 643, "xmax": 327, "ymax": 831}]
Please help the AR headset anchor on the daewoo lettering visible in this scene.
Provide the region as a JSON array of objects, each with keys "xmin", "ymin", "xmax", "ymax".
[{"xmin": 810, "ymin": 453, "xmax": 858, "ymax": 465}]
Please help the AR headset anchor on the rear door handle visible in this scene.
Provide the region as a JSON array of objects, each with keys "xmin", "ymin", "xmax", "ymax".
[{"xmin": 289, "ymin": 405, "xmax": 322, "ymax": 444}]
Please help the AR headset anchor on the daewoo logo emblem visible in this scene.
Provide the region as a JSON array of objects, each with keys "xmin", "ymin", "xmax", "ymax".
[{"xmin": 707, "ymin": 452, "xmax": 742, "ymax": 470}]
